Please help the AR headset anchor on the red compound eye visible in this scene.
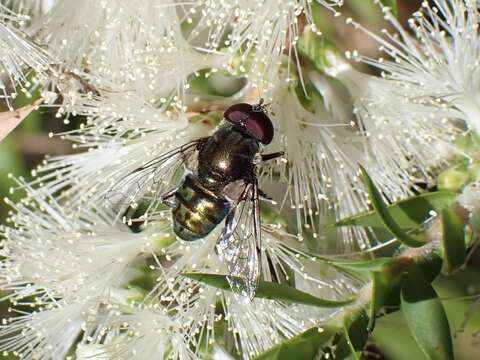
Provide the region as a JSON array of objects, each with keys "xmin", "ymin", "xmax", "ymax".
[{"xmin": 224, "ymin": 103, "xmax": 274, "ymax": 145}]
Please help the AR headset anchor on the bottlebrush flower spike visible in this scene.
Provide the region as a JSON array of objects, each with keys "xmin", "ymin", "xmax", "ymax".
[
  {"xmin": 324, "ymin": 45, "xmax": 460, "ymax": 191},
  {"xmin": 183, "ymin": 0, "xmax": 343, "ymax": 86},
  {"xmin": 269, "ymin": 24, "xmax": 461, "ymax": 251},
  {"xmin": 351, "ymin": 0, "xmax": 480, "ymax": 133},
  {"xmin": 28, "ymin": 0, "xmax": 225, "ymax": 104},
  {"xmin": 0, "ymin": 4, "xmax": 52, "ymax": 110},
  {"xmin": 74, "ymin": 226, "xmax": 360, "ymax": 360},
  {"xmin": 2, "ymin": 0, "xmax": 54, "ymax": 19},
  {"xmin": 0, "ymin": 185, "xmax": 169, "ymax": 359},
  {"xmin": 144, "ymin": 226, "xmax": 359, "ymax": 358},
  {"xmin": 265, "ymin": 75, "xmax": 372, "ymax": 250}
]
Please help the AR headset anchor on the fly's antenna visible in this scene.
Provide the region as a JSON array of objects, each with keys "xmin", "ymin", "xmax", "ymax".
[{"xmin": 252, "ymin": 97, "xmax": 271, "ymax": 113}]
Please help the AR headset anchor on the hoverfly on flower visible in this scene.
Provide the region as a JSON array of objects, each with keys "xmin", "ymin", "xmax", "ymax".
[{"xmin": 107, "ymin": 100, "xmax": 283, "ymax": 300}]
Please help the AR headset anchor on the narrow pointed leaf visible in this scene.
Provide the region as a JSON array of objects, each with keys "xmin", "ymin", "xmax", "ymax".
[
  {"xmin": 441, "ymin": 207, "xmax": 467, "ymax": 274},
  {"xmin": 0, "ymin": 102, "xmax": 40, "ymax": 142},
  {"xmin": 282, "ymin": 248, "xmax": 391, "ymax": 279},
  {"xmin": 335, "ymin": 191, "xmax": 457, "ymax": 230},
  {"xmin": 335, "ymin": 311, "xmax": 369, "ymax": 360},
  {"xmin": 323, "ymin": 257, "xmax": 392, "ymax": 273},
  {"xmin": 372, "ymin": 311, "xmax": 429, "ymax": 360},
  {"xmin": 253, "ymin": 326, "xmax": 338, "ymax": 360},
  {"xmin": 401, "ymin": 267, "xmax": 454, "ymax": 360},
  {"xmin": 437, "ymin": 162, "xmax": 470, "ymax": 192},
  {"xmin": 359, "ymin": 166, "xmax": 425, "ymax": 247},
  {"xmin": 298, "ymin": 25, "xmax": 342, "ymax": 73},
  {"xmin": 369, "ymin": 270, "xmax": 394, "ymax": 330},
  {"xmin": 184, "ymin": 273, "xmax": 355, "ymax": 308},
  {"xmin": 303, "ymin": 252, "xmax": 392, "ymax": 279}
]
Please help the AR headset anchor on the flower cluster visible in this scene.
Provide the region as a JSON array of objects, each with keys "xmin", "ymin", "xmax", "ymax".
[{"xmin": 0, "ymin": 0, "xmax": 478, "ymax": 359}]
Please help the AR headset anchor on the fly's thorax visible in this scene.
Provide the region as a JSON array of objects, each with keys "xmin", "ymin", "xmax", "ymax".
[
  {"xmin": 172, "ymin": 174, "xmax": 230, "ymax": 241},
  {"xmin": 198, "ymin": 121, "xmax": 260, "ymax": 183}
]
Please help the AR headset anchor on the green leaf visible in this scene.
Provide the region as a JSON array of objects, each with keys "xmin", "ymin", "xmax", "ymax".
[
  {"xmin": 441, "ymin": 207, "xmax": 467, "ymax": 274},
  {"xmin": 184, "ymin": 273, "xmax": 355, "ymax": 308},
  {"xmin": 401, "ymin": 267, "xmax": 454, "ymax": 360},
  {"xmin": 302, "ymin": 253, "xmax": 392, "ymax": 280},
  {"xmin": 433, "ymin": 267, "xmax": 480, "ymax": 359},
  {"xmin": 298, "ymin": 25, "xmax": 342, "ymax": 74},
  {"xmin": 359, "ymin": 166, "xmax": 425, "ymax": 247},
  {"xmin": 371, "ymin": 310, "xmax": 429, "ymax": 360},
  {"xmin": 277, "ymin": 246, "xmax": 391, "ymax": 280},
  {"xmin": 324, "ymin": 257, "xmax": 392, "ymax": 273},
  {"xmin": 335, "ymin": 191, "xmax": 457, "ymax": 231},
  {"xmin": 437, "ymin": 162, "xmax": 470, "ymax": 192},
  {"xmin": 335, "ymin": 311, "xmax": 369, "ymax": 360},
  {"xmin": 295, "ymin": 77, "xmax": 323, "ymax": 114},
  {"xmin": 369, "ymin": 270, "xmax": 394, "ymax": 330},
  {"xmin": 253, "ymin": 326, "xmax": 338, "ymax": 360},
  {"xmin": 0, "ymin": 138, "xmax": 27, "ymax": 205},
  {"xmin": 346, "ymin": 0, "xmax": 390, "ymax": 27}
]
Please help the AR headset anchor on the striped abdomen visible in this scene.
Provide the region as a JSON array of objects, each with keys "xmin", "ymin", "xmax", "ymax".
[{"xmin": 172, "ymin": 174, "xmax": 231, "ymax": 241}]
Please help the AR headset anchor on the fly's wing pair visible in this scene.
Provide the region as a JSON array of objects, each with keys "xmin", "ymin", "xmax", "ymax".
[
  {"xmin": 216, "ymin": 179, "xmax": 261, "ymax": 301},
  {"xmin": 105, "ymin": 139, "xmax": 206, "ymax": 218},
  {"xmin": 106, "ymin": 136, "xmax": 263, "ymax": 301}
]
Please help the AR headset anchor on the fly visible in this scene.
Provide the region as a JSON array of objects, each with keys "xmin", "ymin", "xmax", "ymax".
[{"xmin": 106, "ymin": 100, "xmax": 283, "ymax": 300}]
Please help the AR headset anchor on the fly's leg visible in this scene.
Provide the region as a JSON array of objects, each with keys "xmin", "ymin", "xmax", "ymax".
[
  {"xmin": 244, "ymin": 168, "xmax": 277, "ymax": 205},
  {"xmin": 258, "ymin": 189, "xmax": 277, "ymax": 205},
  {"xmin": 215, "ymin": 207, "xmax": 237, "ymax": 256},
  {"xmin": 261, "ymin": 151, "xmax": 284, "ymax": 162},
  {"xmin": 160, "ymin": 187, "xmax": 179, "ymax": 207},
  {"xmin": 220, "ymin": 209, "xmax": 236, "ymax": 243}
]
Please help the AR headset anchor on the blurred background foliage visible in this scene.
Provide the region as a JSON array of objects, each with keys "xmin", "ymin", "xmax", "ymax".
[{"xmin": 1, "ymin": 1, "xmax": 480, "ymax": 359}]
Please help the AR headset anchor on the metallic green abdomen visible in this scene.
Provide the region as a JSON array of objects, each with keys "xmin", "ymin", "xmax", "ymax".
[{"xmin": 172, "ymin": 174, "xmax": 230, "ymax": 241}]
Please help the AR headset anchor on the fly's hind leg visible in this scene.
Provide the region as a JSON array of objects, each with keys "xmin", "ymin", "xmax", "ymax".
[
  {"xmin": 261, "ymin": 151, "xmax": 284, "ymax": 162},
  {"xmin": 160, "ymin": 186, "xmax": 179, "ymax": 207}
]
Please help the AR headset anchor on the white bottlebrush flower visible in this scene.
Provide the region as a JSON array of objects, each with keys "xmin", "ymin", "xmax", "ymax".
[
  {"xmin": 261, "ymin": 24, "xmax": 461, "ymax": 250},
  {"xmin": 349, "ymin": 0, "xmax": 480, "ymax": 133},
  {"xmin": 0, "ymin": 216, "xmax": 358, "ymax": 359},
  {"xmin": 322, "ymin": 43, "xmax": 460, "ymax": 189},
  {"xmin": 79, "ymin": 306, "xmax": 196, "ymax": 360},
  {"xmin": 0, "ymin": 4, "xmax": 52, "ymax": 109},
  {"xmin": 0, "ymin": 184, "xmax": 170, "ymax": 359},
  {"xmin": 0, "ymin": 300, "xmax": 95, "ymax": 360},
  {"xmin": 183, "ymin": 0, "xmax": 343, "ymax": 86},
  {"xmin": 144, "ymin": 226, "xmax": 360, "ymax": 359},
  {"xmin": 25, "ymin": 0, "xmax": 345, "ymax": 102},
  {"xmin": 0, "ymin": 187, "xmax": 159, "ymax": 302},
  {"xmin": 264, "ymin": 73, "xmax": 370, "ymax": 250},
  {"xmin": 27, "ymin": 0, "xmax": 225, "ymax": 103},
  {"xmin": 2, "ymin": 0, "xmax": 56, "ymax": 20}
]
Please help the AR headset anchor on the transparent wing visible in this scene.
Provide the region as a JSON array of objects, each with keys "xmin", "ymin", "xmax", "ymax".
[
  {"xmin": 216, "ymin": 179, "xmax": 261, "ymax": 301},
  {"xmin": 105, "ymin": 139, "xmax": 207, "ymax": 217}
]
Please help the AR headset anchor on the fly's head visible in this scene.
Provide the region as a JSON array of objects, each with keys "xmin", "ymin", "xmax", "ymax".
[{"xmin": 224, "ymin": 101, "xmax": 274, "ymax": 145}]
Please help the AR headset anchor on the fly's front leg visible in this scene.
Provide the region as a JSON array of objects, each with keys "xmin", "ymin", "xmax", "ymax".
[
  {"xmin": 258, "ymin": 189, "xmax": 277, "ymax": 205},
  {"xmin": 244, "ymin": 169, "xmax": 276, "ymax": 205},
  {"xmin": 261, "ymin": 151, "xmax": 284, "ymax": 162}
]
